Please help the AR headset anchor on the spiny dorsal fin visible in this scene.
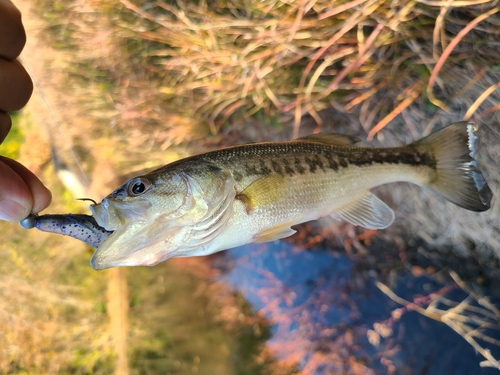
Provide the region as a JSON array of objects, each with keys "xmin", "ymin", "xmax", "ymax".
[
  {"xmin": 332, "ymin": 191, "xmax": 395, "ymax": 229},
  {"xmin": 294, "ymin": 133, "xmax": 361, "ymax": 146}
]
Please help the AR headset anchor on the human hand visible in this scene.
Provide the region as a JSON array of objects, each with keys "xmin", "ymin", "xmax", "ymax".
[{"xmin": 0, "ymin": 0, "xmax": 51, "ymax": 221}]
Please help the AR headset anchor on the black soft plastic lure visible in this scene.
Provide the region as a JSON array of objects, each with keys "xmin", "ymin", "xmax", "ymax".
[{"xmin": 20, "ymin": 214, "xmax": 113, "ymax": 248}]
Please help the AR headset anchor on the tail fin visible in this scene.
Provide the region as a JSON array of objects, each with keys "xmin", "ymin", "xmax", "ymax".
[{"xmin": 414, "ymin": 121, "xmax": 492, "ymax": 212}]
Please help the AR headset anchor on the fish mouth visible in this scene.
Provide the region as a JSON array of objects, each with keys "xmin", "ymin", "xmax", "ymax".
[
  {"xmin": 90, "ymin": 244, "xmax": 163, "ymax": 270},
  {"xmin": 89, "ymin": 198, "xmax": 168, "ymax": 269},
  {"xmin": 89, "ymin": 225, "xmax": 135, "ymax": 270},
  {"xmin": 89, "ymin": 218, "xmax": 185, "ymax": 270},
  {"xmin": 90, "ymin": 198, "xmax": 153, "ymax": 231},
  {"xmin": 90, "ymin": 199, "xmax": 123, "ymax": 231}
]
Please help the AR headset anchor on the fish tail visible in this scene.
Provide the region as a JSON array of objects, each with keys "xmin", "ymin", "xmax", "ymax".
[{"xmin": 413, "ymin": 121, "xmax": 492, "ymax": 212}]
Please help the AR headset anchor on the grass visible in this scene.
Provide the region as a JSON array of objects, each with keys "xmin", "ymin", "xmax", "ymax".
[
  {"xmin": 35, "ymin": 0, "xmax": 500, "ymax": 144},
  {"xmin": 126, "ymin": 261, "xmax": 273, "ymax": 375},
  {"xmin": 0, "ymin": 113, "xmax": 24, "ymax": 159},
  {"xmin": 0, "ymin": 192, "xmax": 114, "ymax": 374},
  {"xmin": 376, "ymin": 271, "xmax": 500, "ymax": 370}
]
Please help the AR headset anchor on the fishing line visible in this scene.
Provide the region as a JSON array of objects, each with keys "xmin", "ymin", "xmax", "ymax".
[{"xmin": 19, "ymin": 54, "xmax": 91, "ymax": 188}]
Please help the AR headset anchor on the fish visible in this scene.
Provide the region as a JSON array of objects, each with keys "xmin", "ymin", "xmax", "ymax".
[{"xmin": 24, "ymin": 121, "xmax": 492, "ymax": 270}]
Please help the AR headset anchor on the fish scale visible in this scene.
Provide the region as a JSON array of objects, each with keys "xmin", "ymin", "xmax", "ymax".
[{"xmin": 195, "ymin": 142, "xmax": 436, "ymax": 187}]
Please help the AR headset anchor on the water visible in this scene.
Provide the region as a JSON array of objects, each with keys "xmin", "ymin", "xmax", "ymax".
[{"xmin": 214, "ymin": 241, "xmax": 500, "ymax": 374}]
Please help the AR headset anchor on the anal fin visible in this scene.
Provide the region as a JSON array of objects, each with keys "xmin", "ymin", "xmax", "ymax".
[
  {"xmin": 254, "ymin": 221, "xmax": 296, "ymax": 243},
  {"xmin": 332, "ymin": 192, "xmax": 394, "ymax": 229}
]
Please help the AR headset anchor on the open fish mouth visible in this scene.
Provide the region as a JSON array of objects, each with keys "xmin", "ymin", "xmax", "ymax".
[{"xmin": 20, "ymin": 213, "xmax": 114, "ymax": 249}]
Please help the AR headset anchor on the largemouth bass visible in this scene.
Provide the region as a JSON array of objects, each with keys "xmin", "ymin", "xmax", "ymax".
[{"xmin": 25, "ymin": 122, "xmax": 492, "ymax": 270}]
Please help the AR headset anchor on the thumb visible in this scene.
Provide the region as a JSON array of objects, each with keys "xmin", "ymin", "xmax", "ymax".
[{"xmin": 0, "ymin": 157, "xmax": 51, "ymax": 221}]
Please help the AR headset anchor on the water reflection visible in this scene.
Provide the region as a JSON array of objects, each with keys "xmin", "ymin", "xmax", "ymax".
[{"xmin": 213, "ymin": 241, "xmax": 500, "ymax": 374}]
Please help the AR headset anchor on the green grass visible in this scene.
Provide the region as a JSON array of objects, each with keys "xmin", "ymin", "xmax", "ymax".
[
  {"xmin": 126, "ymin": 263, "xmax": 273, "ymax": 375},
  {"xmin": 0, "ymin": 112, "xmax": 24, "ymax": 159}
]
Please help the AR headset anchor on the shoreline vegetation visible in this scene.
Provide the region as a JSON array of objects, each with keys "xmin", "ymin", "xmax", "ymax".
[{"xmin": 1, "ymin": 0, "xmax": 500, "ymax": 373}]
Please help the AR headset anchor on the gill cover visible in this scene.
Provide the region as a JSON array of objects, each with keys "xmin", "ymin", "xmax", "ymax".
[{"xmin": 89, "ymin": 163, "xmax": 235, "ymax": 270}]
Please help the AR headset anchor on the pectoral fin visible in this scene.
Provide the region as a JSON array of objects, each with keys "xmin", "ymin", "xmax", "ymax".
[
  {"xmin": 237, "ymin": 174, "xmax": 286, "ymax": 213},
  {"xmin": 254, "ymin": 221, "xmax": 297, "ymax": 243},
  {"xmin": 332, "ymin": 192, "xmax": 394, "ymax": 229}
]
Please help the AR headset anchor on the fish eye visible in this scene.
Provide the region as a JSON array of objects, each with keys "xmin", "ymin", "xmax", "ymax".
[{"xmin": 127, "ymin": 177, "xmax": 152, "ymax": 197}]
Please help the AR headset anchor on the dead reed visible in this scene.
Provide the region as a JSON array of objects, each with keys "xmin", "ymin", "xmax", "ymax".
[
  {"xmin": 376, "ymin": 271, "xmax": 500, "ymax": 370},
  {"xmin": 37, "ymin": 0, "xmax": 500, "ymax": 144}
]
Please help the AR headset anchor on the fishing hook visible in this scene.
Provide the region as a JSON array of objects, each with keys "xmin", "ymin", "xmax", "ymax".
[{"xmin": 76, "ymin": 197, "xmax": 98, "ymax": 205}]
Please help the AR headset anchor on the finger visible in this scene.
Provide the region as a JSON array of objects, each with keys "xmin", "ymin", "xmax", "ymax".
[
  {"xmin": 0, "ymin": 158, "xmax": 32, "ymax": 221},
  {"xmin": 0, "ymin": 156, "xmax": 52, "ymax": 219},
  {"xmin": 0, "ymin": 0, "xmax": 26, "ymax": 60},
  {"xmin": 0, "ymin": 111, "xmax": 12, "ymax": 143},
  {"xmin": 0, "ymin": 59, "xmax": 33, "ymax": 112}
]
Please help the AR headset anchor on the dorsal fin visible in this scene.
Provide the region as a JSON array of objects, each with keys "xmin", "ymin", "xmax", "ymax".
[{"xmin": 294, "ymin": 133, "xmax": 361, "ymax": 146}]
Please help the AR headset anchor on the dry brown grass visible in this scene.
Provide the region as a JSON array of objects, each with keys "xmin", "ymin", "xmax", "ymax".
[
  {"xmin": 376, "ymin": 271, "xmax": 500, "ymax": 370},
  {"xmin": 35, "ymin": 0, "xmax": 500, "ymax": 143},
  {"xmin": 0, "ymin": 186, "xmax": 114, "ymax": 374}
]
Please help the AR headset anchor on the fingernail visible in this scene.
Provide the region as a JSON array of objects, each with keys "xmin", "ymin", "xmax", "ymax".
[{"xmin": 0, "ymin": 199, "xmax": 29, "ymax": 221}]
